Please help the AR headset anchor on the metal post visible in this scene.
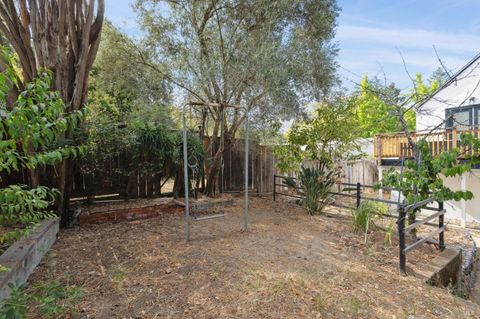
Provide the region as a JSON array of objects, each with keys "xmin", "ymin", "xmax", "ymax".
[
  {"xmin": 273, "ymin": 175, "xmax": 276, "ymax": 201},
  {"xmin": 438, "ymin": 201, "xmax": 445, "ymax": 250},
  {"xmin": 397, "ymin": 204, "xmax": 407, "ymax": 274},
  {"xmin": 243, "ymin": 109, "xmax": 249, "ymax": 231},
  {"xmin": 182, "ymin": 104, "xmax": 190, "ymax": 242},
  {"xmin": 356, "ymin": 182, "xmax": 361, "ymax": 208}
]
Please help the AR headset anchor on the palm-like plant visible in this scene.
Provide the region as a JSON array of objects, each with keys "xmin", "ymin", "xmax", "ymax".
[{"xmin": 283, "ymin": 166, "xmax": 338, "ymax": 215}]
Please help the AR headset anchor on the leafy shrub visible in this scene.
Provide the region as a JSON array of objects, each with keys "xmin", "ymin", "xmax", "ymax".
[
  {"xmin": 351, "ymin": 201, "xmax": 388, "ymax": 242},
  {"xmin": 0, "ymin": 184, "xmax": 58, "ymax": 252},
  {"xmin": 133, "ymin": 123, "xmax": 176, "ymax": 175},
  {"xmin": 380, "ymin": 138, "xmax": 479, "ymax": 236},
  {"xmin": 0, "ymin": 186, "xmax": 58, "ymax": 227},
  {"xmin": 0, "ymin": 281, "xmax": 83, "ymax": 319},
  {"xmin": 0, "ymin": 284, "xmax": 28, "ymax": 319},
  {"xmin": 0, "ymin": 66, "xmax": 84, "ymax": 247},
  {"xmin": 283, "ymin": 166, "xmax": 337, "ymax": 215}
]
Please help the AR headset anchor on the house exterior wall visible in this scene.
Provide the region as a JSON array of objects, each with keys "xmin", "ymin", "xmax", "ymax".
[
  {"xmin": 379, "ymin": 166, "xmax": 480, "ymax": 225},
  {"xmin": 442, "ymin": 171, "xmax": 480, "ymax": 223},
  {"xmin": 416, "ymin": 56, "xmax": 480, "ymax": 131}
]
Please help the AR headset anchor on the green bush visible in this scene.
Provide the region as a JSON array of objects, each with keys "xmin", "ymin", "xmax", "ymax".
[
  {"xmin": 351, "ymin": 201, "xmax": 388, "ymax": 242},
  {"xmin": 283, "ymin": 166, "xmax": 337, "ymax": 215},
  {"xmin": 0, "ymin": 66, "xmax": 84, "ymax": 250},
  {"xmin": 0, "ymin": 281, "xmax": 83, "ymax": 319}
]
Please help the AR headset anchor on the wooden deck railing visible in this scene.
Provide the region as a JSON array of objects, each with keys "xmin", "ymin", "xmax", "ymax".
[{"xmin": 374, "ymin": 128, "xmax": 480, "ymax": 159}]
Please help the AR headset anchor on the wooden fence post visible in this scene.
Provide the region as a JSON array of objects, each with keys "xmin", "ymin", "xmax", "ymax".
[{"xmin": 273, "ymin": 175, "xmax": 276, "ymax": 201}]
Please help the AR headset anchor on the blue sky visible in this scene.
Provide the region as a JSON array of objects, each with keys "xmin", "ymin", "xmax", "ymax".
[{"xmin": 106, "ymin": 0, "xmax": 480, "ymax": 92}]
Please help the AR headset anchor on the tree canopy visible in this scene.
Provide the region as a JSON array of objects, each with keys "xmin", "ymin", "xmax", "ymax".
[
  {"xmin": 275, "ymin": 96, "xmax": 360, "ymax": 174},
  {"xmin": 134, "ymin": 0, "xmax": 340, "ymax": 195},
  {"xmin": 352, "ymin": 72, "xmax": 440, "ymax": 138}
]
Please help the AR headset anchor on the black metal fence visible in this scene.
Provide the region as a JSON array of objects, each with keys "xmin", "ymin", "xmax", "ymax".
[
  {"xmin": 397, "ymin": 199, "xmax": 445, "ymax": 273},
  {"xmin": 272, "ymin": 174, "xmax": 446, "ymax": 274}
]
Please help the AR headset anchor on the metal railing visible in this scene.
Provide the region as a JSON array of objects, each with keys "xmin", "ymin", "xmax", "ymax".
[
  {"xmin": 273, "ymin": 174, "xmax": 446, "ymax": 274},
  {"xmin": 273, "ymin": 174, "xmax": 399, "ymax": 209},
  {"xmin": 397, "ymin": 200, "xmax": 445, "ymax": 273}
]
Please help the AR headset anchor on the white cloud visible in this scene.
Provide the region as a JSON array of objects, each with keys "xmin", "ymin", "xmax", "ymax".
[
  {"xmin": 340, "ymin": 48, "xmax": 467, "ymax": 70},
  {"xmin": 337, "ymin": 25, "xmax": 480, "ymax": 54}
]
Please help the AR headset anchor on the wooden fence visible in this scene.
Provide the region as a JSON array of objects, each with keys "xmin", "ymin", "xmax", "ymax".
[
  {"xmin": 221, "ymin": 141, "xmax": 275, "ymax": 193},
  {"xmin": 3, "ymin": 141, "xmax": 378, "ymax": 201},
  {"xmin": 70, "ymin": 139, "xmax": 276, "ymax": 200}
]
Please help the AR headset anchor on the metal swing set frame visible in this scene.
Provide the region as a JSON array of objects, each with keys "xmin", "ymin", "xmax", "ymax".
[{"xmin": 182, "ymin": 101, "xmax": 250, "ymax": 241}]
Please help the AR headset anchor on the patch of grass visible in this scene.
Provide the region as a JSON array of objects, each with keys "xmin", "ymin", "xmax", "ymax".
[
  {"xmin": 403, "ymin": 303, "xmax": 417, "ymax": 318},
  {"xmin": 351, "ymin": 201, "xmax": 388, "ymax": 243},
  {"xmin": 0, "ymin": 280, "xmax": 83, "ymax": 319},
  {"xmin": 313, "ymin": 294, "xmax": 326, "ymax": 312},
  {"xmin": 270, "ymin": 281, "xmax": 286, "ymax": 296},
  {"xmin": 108, "ymin": 266, "xmax": 128, "ymax": 289},
  {"xmin": 0, "ymin": 265, "xmax": 10, "ymax": 273},
  {"xmin": 347, "ymin": 296, "xmax": 360, "ymax": 316},
  {"xmin": 246, "ymin": 277, "xmax": 262, "ymax": 290},
  {"xmin": 210, "ymin": 265, "xmax": 225, "ymax": 279},
  {"xmin": 384, "ymin": 220, "xmax": 395, "ymax": 248}
]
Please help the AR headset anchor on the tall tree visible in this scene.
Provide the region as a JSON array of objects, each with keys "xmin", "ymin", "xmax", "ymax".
[
  {"xmin": 0, "ymin": 0, "xmax": 105, "ymax": 226},
  {"xmin": 91, "ymin": 21, "xmax": 172, "ymax": 122},
  {"xmin": 353, "ymin": 73, "xmax": 440, "ymax": 138},
  {"xmin": 428, "ymin": 67, "xmax": 450, "ymax": 87},
  {"xmin": 134, "ymin": 0, "xmax": 340, "ymax": 196},
  {"xmin": 354, "ymin": 76, "xmax": 414, "ymax": 138}
]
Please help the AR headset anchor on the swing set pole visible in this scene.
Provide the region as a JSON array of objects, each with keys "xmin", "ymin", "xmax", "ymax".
[
  {"xmin": 243, "ymin": 108, "xmax": 249, "ymax": 231},
  {"xmin": 183, "ymin": 101, "xmax": 249, "ymax": 240},
  {"xmin": 183, "ymin": 103, "xmax": 190, "ymax": 241}
]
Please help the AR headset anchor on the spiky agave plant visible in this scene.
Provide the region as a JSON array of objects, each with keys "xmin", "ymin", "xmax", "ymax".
[{"xmin": 283, "ymin": 166, "xmax": 337, "ymax": 215}]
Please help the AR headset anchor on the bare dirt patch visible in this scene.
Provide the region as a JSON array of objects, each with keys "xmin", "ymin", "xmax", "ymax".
[{"xmin": 28, "ymin": 196, "xmax": 480, "ymax": 318}]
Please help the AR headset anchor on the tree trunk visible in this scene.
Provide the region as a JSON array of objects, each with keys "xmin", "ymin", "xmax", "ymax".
[
  {"xmin": 205, "ymin": 157, "xmax": 222, "ymax": 197},
  {"xmin": 0, "ymin": 1, "xmax": 105, "ymax": 227},
  {"xmin": 58, "ymin": 159, "xmax": 74, "ymax": 227},
  {"xmin": 173, "ymin": 165, "xmax": 186, "ymax": 198}
]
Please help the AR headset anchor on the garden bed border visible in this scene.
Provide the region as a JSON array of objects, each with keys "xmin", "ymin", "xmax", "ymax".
[{"xmin": 0, "ymin": 217, "xmax": 59, "ymax": 300}]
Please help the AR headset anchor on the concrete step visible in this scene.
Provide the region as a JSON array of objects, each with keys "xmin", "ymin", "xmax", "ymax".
[{"xmin": 414, "ymin": 247, "xmax": 462, "ymax": 287}]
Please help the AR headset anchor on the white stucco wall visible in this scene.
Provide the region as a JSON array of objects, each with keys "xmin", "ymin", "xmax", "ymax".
[
  {"xmin": 355, "ymin": 138, "xmax": 374, "ymax": 158},
  {"xmin": 441, "ymin": 171, "xmax": 480, "ymax": 223},
  {"xmin": 380, "ymin": 166, "xmax": 480, "ymax": 225},
  {"xmin": 416, "ymin": 55, "xmax": 480, "ymax": 131}
]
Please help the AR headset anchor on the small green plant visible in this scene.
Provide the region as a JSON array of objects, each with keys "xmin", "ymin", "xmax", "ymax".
[
  {"xmin": 0, "ymin": 281, "xmax": 83, "ymax": 319},
  {"xmin": 33, "ymin": 280, "xmax": 84, "ymax": 318},
  {"xmin": 0, "ymin": 283, "xmax": 28, "ymax": 319},
  {"xmin": 351, "ymin": 201, "xmax": 388, "ymax": 242},
  {"xmin": 384, "ymin": 220, "xmax": 395, "ymax": 248},
  {"xmin": 283, "ymin": 166, "xmax": 338, "ymax": 215},
  {"xmin": 347, "ymin": 296, "xmax": 360, "ymax": 316},
  {"xmin": 313, "ymin": 294, "xmax": 326, "ymax": 312},
  {"xmin": 0, "ymin": 265, "xmax": 10, "ymax": 273}
]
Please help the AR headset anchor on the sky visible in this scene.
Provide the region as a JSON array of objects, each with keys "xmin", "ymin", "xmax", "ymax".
[{"xmin": 106, "ymin": 0, "xmax": 480, "ymax": 92}]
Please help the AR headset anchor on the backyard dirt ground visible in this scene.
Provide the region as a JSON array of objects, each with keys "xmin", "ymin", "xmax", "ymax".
[{"xmin": 28, "ymin": 195, "xmax": 480, "ymax": 318}]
